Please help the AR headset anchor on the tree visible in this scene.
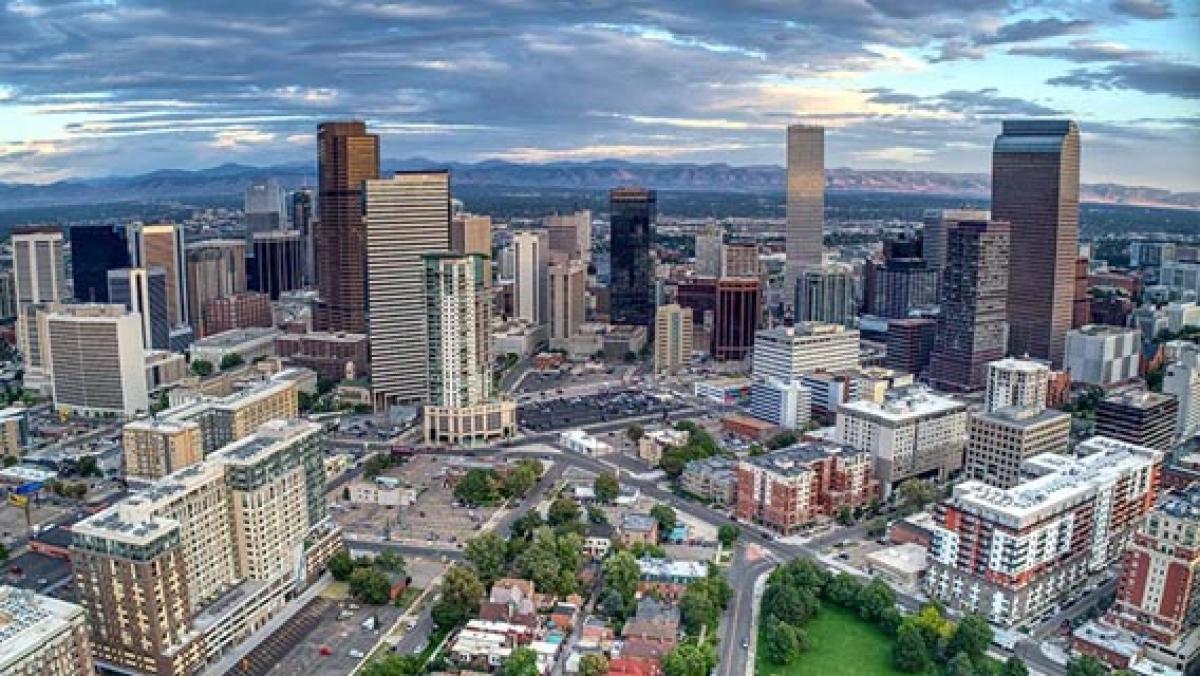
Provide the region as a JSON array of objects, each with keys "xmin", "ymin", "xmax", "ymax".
[
  {"xmin": 432, "ymin": 565, "xmax": 484, "ymax": 629},
  {"xmin": 454, "ymin": 469, "xmax": 499, "ymax": 505},
  {"xmin": 593, "ymin": 472, "xmax": 620, "ymax": 503},
  {"xmin": 190, "ymin": 359, "xmax": 213, "ymax": 377},
  {"xmin": 500, "ymin": 462, "xmax": 538, "ymax": 499},
  {"xmin": 626, "ymin": 423, "xmax": 644, "ymax": 444},
  {"xmin": 857, "ymin": 578, "xmax": 897, "ymax": 624},
  {"xmin": 763, "ymin": 583, "xmax": 817, "ymax": 626},
  {"xmin": 766, "ymin": 430, "xmax": 798, "ymax": 450},
  {"xmin": 465, "ymin": 533, "xmax": 508, "ymax": 584},
  {"xmin": 349, "ymin": 567, "xmax": 392, "ymax": 605},
  {"xmin": 896, "ymin": 478, "xmax": 936, "ymax": 510},
  {"xmin": 510, "ymin": 510, "xmax": 544, "ymax": 539},
  {"xmin": 547, "ymin": 497, "xmax": 582, "ymax": 529},
  {"xmin": 219, "ymin": 353, "xmax": 245, "ymax": 370},
  {"xmin": 680, "ymin": 585, "xmax": 720, "ymax": 635},
  {"xmin": 1002, "ymin": 656, "xmax": 1029, "ymax": 676},
  {"xmin": 762, "ymin": 619, "xmax": 800, "ymax": 664},
  {"xmin": 718, "ymin": 524, "xmax": 740, "ymax": 547},
  {"xmin": 602, "ymin": 551, "xmax": 640, "ymax": 607},
  {"xmin": 374, "ymin": 550, "xmax": 407, "ymax": 576},
  {"xmin": 836, "ymin": 505, "xmax": 854, "ymax": 526},
  {"xmin": 1066, "ymin": 655, "xmax": 1109, "ymax": 676},
  {"xmin": 77, "ymin": 456, "xmax": 102, "ymax": 478},
  {"xmin": 360, "ymin": 655, "xmax": 424, "ymax": 676},
  {"xmin": 894, "ymin": 623, "xmax": 932, "ymax": 673},
  {"xmin": 587, "ymin": 505, "xmax": 609, "ymax": 525},
  {"xmin": 824, "ymin": 573, "xmax": 864, "ymax": 607},
  {"xmin": 950, "ymin": 614, "xmax": 993, "ymax": 661},
  {"xmin": 947, "ymin": 652, "xmax": 975, "ymax": 676},
  {"xmin": 0, "ymin": 542, "xmax": 8, "ymax": 562},
  {"xmin": 599, "ymin": 587, "xmax": 625, "ymax": 619},
  {"xmin": 579, "ymin": 654, "xmax": 608, "ymax": 676},
  {"xmin": 662, "ymin": 642, "xmax": 716, "ymax": 676},
  {"xmin": 498, "ymin": 646, "xmax": 540, "ymax": 676},
  {"xmin": 329, "ymin": 551, "xmax": 356, "ymax": 581},
  {"xmin": 650, "ymin": 504, "xmax": 677, "ymax": 537}
]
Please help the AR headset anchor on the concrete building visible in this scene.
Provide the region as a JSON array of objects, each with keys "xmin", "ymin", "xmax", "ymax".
[
  {"xmin": 836, "ymin": 385, "xmax": 967, "ymax": 491},
  {"xmin": 885, "ymin": 318, "xmax": 937, "ymax": 377},
  {"xmin": 713, "ymin": 277, "xmax": 760, "ymax": 361},
  {"xmin": 364, "ymin": 170, "xmax": 451, "ymax": 409},
  {"xmin": 0, "ymin": 586, "xmax": 94, "ymax": 676},
  {"xmin": 985, "ymin": 358, "xmax": 1051, "ymax": 413},
  {"xmin": 722, "ymin": 242, "xmax": 759, "ymax": 278},
  {"xmin": 243, "ymin": 178, "xmax": 287, "ymax": 234},
  {"xmin": 735, "ymin": 442, "xmax": 879, "ymax": 535},
  {"xmin": 107, "ymin": 267, "xmax": 170, "ymax": 351},
  {"xmin": 129, "ymin": 223, "xmax": 189, "ymax": 329},
  {"xmin": 548, "ymin": 257, "xmax": 586, "ymax": 346},
  {"xmin": 680, "ymin": 456, "xmax": 738, "ymax": 507},
  {"xmin": 1131, "ymin": 242, "xmax": 1177, "ymax": 268},
  {"xmin": 795, "ymin": 263, "xmax": 856, "ymax": 328},
  {"xmin": 693, "ymin": 222, "xmax": 723, "ymax": 278},
  {"xmin": 188, "ymin": 326, "xmax": 281, "ymax": 369},
  {"xmin": 46, "ymin": 304, "xmax": 148, "ymax": 416},
  {"xmin": 201, "ymin": 291, "xmax": 273, "ymax": 336},
  {"xmin": 122, "ymin": 418, "xmax": 204, "ymax": 480},
  {"xmin": 965, "ymin": 405, "xmax": 1071, "ymax": 488},
  {"xmin": 184, "ymin": 239, "xmax": 246, "ymax": 335},
  {"xmin": 12, "ymin": 227, "xmax": 67, "ymax": 390},
  {"xmin": 1096, "ymin": 389, "xmax": 1179, "ymax": 451},
  {"xmin": 1065, "ymin": 325, "xmax": 1142, "ymax": 388},
  {"xmin": 69, "ymin": 222, "xmax": 130, "ymax": 304},
  {"xmin": 249, "ymin": 230, "xmax": 304, "ymax": 300},
  {"xmin": 0, "ymin": 407, "xmax": 30, "ymax": 461},
  {"xmin": 161, "ymin": 376, "xmax": 299, "ymax": 453},
  {"xmin": 752, "ymin": 323, "xmax": 860, "ymax": 382},
  {"xmin": 654, "ymin": 304, "xmax": 693, "ymax": 376},
  {"xmin": 543, "ymin": 210, "xmax": 592, "ymax": 263},
  {"xmin": 1161, "ymin": 261, "xmax": 1200, "ymax": 299},
  {"xmin": 927, "ymin": 437, "xmax": 1162, "ymax": 627},
  {"xmin": 638, "ymin": 428, "xmax": 688, "ymax": 467},
  {"xmin": 275, "ymin": 331, "xmax": 369, "ymax": 382},
  {"xmin": 1166, "ymin": 302, "xmax": 1200, "ymax": 333},
  {"xmin": 785, "ymin": 124, "xmax": 824, "ymax": 293},
  {"xmin": 749, "ymin": 378, "xmax": 812, "ymax": 430},
  {"xmin": 921, "ymin": 208, "xmax": 991, "ymax": 273},
  {"xmin": 513, "ymin": 229, "xmax": 549, "ymax": 325},
  {"xmin": 864, "ymin": 236, "xmax": 940, "ymax": 319},
  {"xmin": 1164, "ymin": 344, "xmax": 1200, "ymax": 439},
  {"xmin": 71, "ymin": 419, "xmax": 341, "ymax": 676}
]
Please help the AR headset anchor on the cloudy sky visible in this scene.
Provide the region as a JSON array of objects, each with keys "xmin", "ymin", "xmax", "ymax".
[{"xmin": 0, "ymin": 0, "xmax": 1197, "ymax": 189}]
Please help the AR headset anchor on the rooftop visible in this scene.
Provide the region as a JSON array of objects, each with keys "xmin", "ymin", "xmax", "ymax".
[
  {"xmin": 1071, "ymin": 324, "xmax": 1139, "ymax": 338},
  {"xmin": 1160, "ymin": 485, "xmax": 1200, "ymax": 519},
  {"xmin": 1101, "ymin": 389, "xmax": 1176, "ymax": 410},
  {"xmin": 622, "ymin": 513, "xmax": 657, "ymax": 533},
  {"xmin": 742, "ymin": 442, "xmax": 867, "ymax": 476},
  {"xmin": 866, "ymin": 542, "xmax": 929, "ymax": 574},
  {"xmin": 988, "ymin": 357, "xmax": 1050, "ymax": 373},
  {"xmin": 191, "ymin": 326, "xmax": 281, "ymax": 349},
  {"xmin": 839, "ymin": 385, "xmax": 964, "ymax": 420},
  {"xmin": 637, "ymin": 557, "xmax": 708, "ymax": 579},
  {"xmin": 0, "ymin": 586, "xmax": 85, "ymax": 668},
  {"xmin": 976, "ymin": 405, "xmax": 1071, "ymax": 428},
  {"xmin": 757, "ymin": 323, "xmax": 856, "ymax": 340}
]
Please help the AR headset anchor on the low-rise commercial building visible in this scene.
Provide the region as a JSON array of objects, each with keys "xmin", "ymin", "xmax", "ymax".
[
  {"xmin": 680, "ymin": 456, "xmax": 737, "ymax": 507},
  {"xmin": 560, "ymin": 429, "xmax": 614, "ymax": 456},
  {"xmin": 752, "ymin": 323, "xmax": 860, "ymax": 382},
  {"xmin": 637, "ymin": 429, "xmax": 687, "ymax": 467},
  {"xmin": 274, "ymin": 331, "xmax": 369, "ymax": 382},
  {"xmin": 188, "ymin": 326, "xmax": 281, "ymax": 370},
  {"xmin": 1096, "ymin": 389, "xmax": 1179, "ymax": 451}
]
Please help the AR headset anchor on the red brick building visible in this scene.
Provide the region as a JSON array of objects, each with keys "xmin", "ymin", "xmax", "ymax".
[
  {"xmin": 201, "ymin": 291, "xmax": 272, "ymax": 337},
  {"xmin": 275, "ymin": 331, "xmax": 369, "ymax": 381}
]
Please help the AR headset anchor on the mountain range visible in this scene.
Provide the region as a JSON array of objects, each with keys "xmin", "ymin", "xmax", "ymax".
[{"xmin": 1, "ymin": 159, "xmax": 1197, "ymax": 210}]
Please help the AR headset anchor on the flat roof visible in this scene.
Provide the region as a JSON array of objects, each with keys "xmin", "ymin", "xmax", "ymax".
[
  {"xmin": 742, "ymin": 442, "xmax": 868, "ymax": 476},
  {"xmin": 839, "ymin": 385, "xmax": 964, "ymax": 420},
  {"xmin": 0, "ymin": 586, "xmax": 85, "ymax": 668},
  {"xmin": 191, "ymin": 326, "xmax": 280, "ymax": 348},
  {"xmin": 866, "ymin": 543, "xmax": 929, "ymax": 574}
]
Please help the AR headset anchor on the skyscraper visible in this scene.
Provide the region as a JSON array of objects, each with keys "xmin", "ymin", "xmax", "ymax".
[
  {"xmin": 548, "ymin": 257, "xmax": 586, "ymax": 345},
  {"xmin": 513, "ymin": 230, "xmax": 549, "ymax": 325},
  {"xmin": 654, "ymin": 304, "xmax": 693, "ymax": 375},
  {"xmin": 785, "ymin": 124, "xmax": 824, "ymax": 295},
  {"xmin": 129, "ymin": 223, "xmax": 189, "ymax": 328},
  {"xmin": 450, "ymin": 213, "xmax": 493, "ymax": 274},
  {"xmin": 315, "ymin": 121, "xmax": 380, "ymax": 333},
  {"xmin": 713, "ymin": 277, "xmax": 761, "ymax": 361},
  {"xmin": 544, "ymin": 210, "xmax": 592, "ymax": 263},
  {"xmin": 45, "ymin": 304, "xmax": 148, "ymax": 416},
  {"xmin": 249, "ymin": 230, "xmax": 304, "ymax": 300},
  {"xmin": 108, "ymin": 267, "xmax": 170, "ymax": 350},
  {"xmin": 185, "ymin": 239, "xmax": 247, "ymax": 335},
  {"xmin": 993, "ymin": 120, "xmax": 1080, "ymax": 367},
  {"xmin": 364, "ymin": 171, "xmax": 450, "ymax": 409},
  {"xmin": 921, "ymin": 209, "xmax": 990, "ymax": 274},
  {"xmin": 290, "ymin": 188, "xmax": 315, "ymax": 285},
  {"xmin": 796, "ymin": 263, "xmax": 857, "ymax": 327},
  {"xmin": 863, "ymin": 236, "xmax": 939, "ymax": 318},
  {"xmin": 928, "ymin": 220, "xmax": 1011, "ymax": 392},
  {"xmin": 69, "ymin": 223, "xmax": 130, "ymax": 303},
  {"xmin": 243, "ymin": 178, "xmax": 287, "ymax": 235},
  {"xmin": 12, "ymin": 227, "xmax": 67, "ymax": 390},
  {"xmin": 609, "ymin": 187, "xmax": 655, "ymax": 330},
  {"xmin": 694, "ymin": 222, "xmax": 724, "ymax": 278}
]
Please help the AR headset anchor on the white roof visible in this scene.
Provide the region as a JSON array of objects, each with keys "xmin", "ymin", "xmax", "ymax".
[{"xmin": 839, "ymin": 385, "xmax": 963, "ymax": 420}]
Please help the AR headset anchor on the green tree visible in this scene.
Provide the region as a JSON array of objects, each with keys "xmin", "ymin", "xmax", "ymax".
[
  {"xmin": 948, "ymin": 652, "xmax": 975, "ymax": 676},
  {"xmin": 763, "ymin": 583, "xmax": 817, "ymax": 626},
  {"xmin": 662, "ymin": 642, "xmax": 716, "ymax": 676},
  {"xmin": 498, "ymin": 646, "xmax": 540, "ymax": 676},
  {"xmin": 950, "ymin": 613, "xmax": 993, "ymax": 661},
  {"xmin": 190, "ymin": 359, "xmax": 213, "ymax": 377},
  {"xmin": 500, "ymin": 462, "xmax": 538, "ymax": 499},
  {"xmin": 896, "ymin": 478, "xmax": 936, "ymax": 510},
  {"xmin": 219, "ymin": 353, "xmax": 245, "ymax": 370},
  {"xmin": 77, "ymin": 456, "xmax": 102, "ymax": 478},
  {"xmin": 579, "ymin": 654, "xmax": 608, "ymax": 676},
  {"xmin": 0, "ymin": 541, "xmax": 8, "ymax": 562},
  {"xmin": 1002, "ymin": 656, "xmax": 1030, "ymax": 676},
  {"xmin": 836, "ymin": 505, "xmax": 854, "ymax": 526},
  {"xmin": 465, "ymin": 533, "xmax": 508, "ymax": 584},
  {"xmin": 650, "ymin": 504, "xmax": 677, "ymax": 537},
  {"xmin": 626, "ymin": 423, "xmax": 644, "ymax": 443},
  {"xmin": 510, "ymin": 510, "xmax": 544, "ymax": 539},
  {"xmin": 349, "ymin": 567, "xmax": 392, "ymax": 605},
  {"xmin": 602, "ymin": 550, "xmax": 641, "ymax": 607},
  {"xmin": 717, "ymin": 524, "xmax": 740, "ymax": 547},
  {"xmin": 587, "ymin": 505, "xmax": 609, "ymax": 525},
  {"xmin": 454, "ymin": 469, "xmax": 500, "ymax": 505},
  {"xmin": 857, "ymin": 578, "xmax": 897, "ymax": 624},
  {"xmin": 359, "ymin": 655, "xmax": 424, "ymax": 676},
  {"xmin": 547, "ymin": 497, "xmax": 582, "ymax": 529},
  {"xmin": 432, "ymin": 565, "xmax": 484, "ymax": 629},
  {"xmin": 766, "ymin": 430, "xmax": 798, "ymax": 450},
  {"xmin": 894, "ymin": 623, "xmax": 932, "ymax": 673},
  {"xmin": 593, "ymin": 472, "xmax": 620, "ymax": 503},
  {"xmin": 762, "ymin": 619, "xmax": 800, "ymax": 664},
  {"xmin": 1066, "ymin": 655, "xmax": 1109, "ymax": 676},
  {"xmin": 599, "ymin": 587, "xmax": 625, "ymax": 619},
  {"xmin": 373, "ymin": 550, "xmax": 407, "ymax": 576},
  {"xmin": 679, "ymin": 585, "xmax": 720, "ymax": 635},
  {"xmin": 824, "ymin": 573, "xmax": 864, "ymax": 607}
]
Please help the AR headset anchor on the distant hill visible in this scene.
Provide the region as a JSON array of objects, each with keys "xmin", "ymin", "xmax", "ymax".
[{"xmin": 1, "ymin": 159, "xmax": 1196, "ymax": 210}]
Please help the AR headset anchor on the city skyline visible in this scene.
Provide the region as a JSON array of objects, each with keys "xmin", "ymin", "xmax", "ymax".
[{"xmin": 0, "ymin": 1, "xmax": 1196, "ymax": 190}]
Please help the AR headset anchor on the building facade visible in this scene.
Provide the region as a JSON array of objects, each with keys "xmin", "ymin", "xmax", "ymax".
[
  {"xmin": 1096, "ymin": 390, "xmax": 1179, "ymax": 451},
  {"xmin": 201, "ymin": 291, "xmax": 273, "ymax": 337},
  {"xmin": 1064, "ymin": 325, "xmax": 1141, "ymax": 388},
  {"xmin": 713, "ymin": 277, "xmax": 760, "ymax": 361},
  {"xmin": 46, "ymin": 304, "xmax": 148, "ymax": 416},
  {"xmin": 107, "ymin": 267, "xmax": 170, "ymax": 351},
  {"xmin": 513, "ymin": 229, "xmax": 549, "ymax": 325},
  {"xmin": 609, "ymin": 188, "xmax": 656, "ymax": 330},
  {"xmin": 795, "ymin": 263, "xmax": 857, "ymax": 327},
  {"xmin": 885, "ymin": 318, "xmax": 937, "ymax": 377},
  {"xmin": 249, "ymin": 230, "xmax": 304, "ymax": 300},
  {"xmin": 964, "ymin": 405, "xmax": 1071, "ymax": 489},
  {"xmin": 654, "ymin": 304, "xmax": 693, "ymax": 376},
  {"xmin": 984, "ymin": 358, "xmax": 1051, "ymax": 413},
  {"xmin": 752, "ymin": 323, "xmax": 860, "ymax": 383},
  {"xmin": 69, "ymin": 223, "xmax": 130, "ymax": 304},
  {"xmin": 785, "ymin": 124, "xmax": 824, "ymax": 293},
  {"xmin": 0, "ymin": 586, "xmax": 95, "ymax": 676},
  {"xmin": 184, "ymin": 239, "xmax": 247, "ymax": 335},
  {"xmin": 921, "ymin": 208, "xmax": 990, "ymax": 273},
  {"xmin": 548, "ymin": 257, "xmax": 586, "ymax": 346},
  {"xmin": 749, "ymin": 378, "xmax": 812, "ymax": 430},
  {"xmin": 122, "ymin": 418, "xmax": 204, "ymax": 480},
  {"xmin": 275, "ymin": 331, "xmax": 369, "ymax": 381}
]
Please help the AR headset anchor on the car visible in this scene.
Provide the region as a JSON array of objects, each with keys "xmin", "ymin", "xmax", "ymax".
[
  {"xmin": 319, "ymin": 645, "xmax": 333, "ymax": 656},
  {"xmin": 349, "ymin": 649, "xmax": 365, "ymax": 658},
  {"xmin": 742, "ymin": 638, "xmax": 749, "ymax": 649}
]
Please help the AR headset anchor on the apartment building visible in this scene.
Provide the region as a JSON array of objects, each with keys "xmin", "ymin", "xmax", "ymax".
[
  {"xmin": 964, "ymin": 405, "xmax": 1072, "ymax": 488},
  {"xmin": 985, "ymin": 358, "xmax": 1051, "ymax": 413},
  {"xmin": 159, "ymin": 376, "xmax": 298, "ymax": 452},
  {"xmin": 122, "ymin": 418, "xmax": 204, "ymax": 480},
  {"xmin": 749, "ymin": 377, "xmax": 812, "ymax": 430},
  {"xmin": 680, "ymin": 456, "xmax": 738, "ymax": 507},
  {"xmin": 926, "ymin": 437, "xmax": 1163, "ymax": 626},
  {"xmin": 71, "ymin": 419, "xmax": 341, "ymax": 676},
  {"xmin": 836, "ymin": 385, "xmax": 967, "ymax": 491},
  {"xmin": 0, "ymin": 586, "xmax": 95, "ymax": 676},
  {"xmin": 654, "ymin": 304, "xmax": 693, "ymax": 376},
  {"xmin": 735, "ymin": 442, "xmax": 879, "ymax": 535},
  {"xmin": 1164, "ymin": 343, "xmax": 1200, "ymax": 438}
]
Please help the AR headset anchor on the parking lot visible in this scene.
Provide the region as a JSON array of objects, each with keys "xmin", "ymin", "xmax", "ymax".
[
  {"xmin": 517, "ymin": 390, "xmax": 684, "ymax": 432},
  {"xmin": 514, "ymin": 364, "xmax": 634, "ymax": 395}
]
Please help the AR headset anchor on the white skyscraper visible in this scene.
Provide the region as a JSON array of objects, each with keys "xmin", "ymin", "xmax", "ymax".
[
  {"xmin": 12, "ymin": 228, "xmax": 67, "ymax": 390},
  {"xmin": 785, "ymin": 124, "xmax": 825, "ymax": 299},
  {"xmin": 45, "ymin": 304, "xmax": 148, "ymax": 416},
  {"xmin": 364, "ymin": 171, "xmax": 451, "ymax": 409},
  {"xmin": 513, "ymin": 229, "xmax": 549, "ymax": 325}
]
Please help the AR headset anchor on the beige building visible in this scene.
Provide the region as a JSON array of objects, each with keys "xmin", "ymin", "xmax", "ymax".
[
  {"xmin": 637, "ymin": 428, "xmax": 688, "ymax": 466},
  {"xmin": 544, "ymin": 210, "xmax": 592, "ymax": 263},
  {"xmin": 654, "ymin": 304, "xmax": 693, "ymax": 376},
  {"xmin": 0, "ymin": 407, "xmax": 29, "ymax": 460},
  {"xmin": 122, "ymin": 418, "xmax": 204, "ymax": 480},
  {"xmin": 45, "ymin": 304, "xmax": 149, "ymax": 416},
  {"xmin": 722, "ymin": 242, "xmax": 760, "ymax": 278},
  {"xmin": 451, "ymin": 213, "xmax": 493, "ymax": 285},
  {"xmin": 161, "ymin": 376, "xmax": 299, "ymax": 452},
  {"xmin": 965, "ymin": 406, "xmax": 1072, "ymax": 488},
  {"xmin": 131, "ymin": 223, "xmax": 189, "ymax": 327},
  {"xmin": 548, "ymin": 257, "xmax": 586, "ymax": 346},
  {"xmin": 0, "ymin": 586, "xmax": 95, "ymax": 676},
  {"xmin": 11, "ymin": 228, "xmax": 67, "ymax": 392}
]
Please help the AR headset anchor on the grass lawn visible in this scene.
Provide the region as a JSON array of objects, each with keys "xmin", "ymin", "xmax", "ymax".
[{"xmin": 756, "ymin": 604, "xmax": 917, "ymax": 676}]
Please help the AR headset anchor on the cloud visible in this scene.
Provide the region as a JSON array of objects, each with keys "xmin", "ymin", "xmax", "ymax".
[
  {"xmin": 863, "ymin": 87, "xmax": 1062, "ymax": 117},
  {"xmin": 208, "ymin": 128, "xmax": 277, "ymax": 149},
  {"xmin": 1110, "ymin": 0, "xmax": 1175, "ymax": 19},
  {"xmin": 1049, "ymin": 61, "xmax": 1200, "ymax": 99},
  {"xmin": 1008, "ymin": 39, "xmax": 1158, "ymax": 63},
  {"xmin": 975, "ymin": 18, "xmax": 1094, "ymax": 45},
  {"xmin": 482, "ymin": 142, "xmax": 760, "ymax": 163},
  {"xmin": 852, "ymin": 146, "xmax": 935, "ymax": 163}
]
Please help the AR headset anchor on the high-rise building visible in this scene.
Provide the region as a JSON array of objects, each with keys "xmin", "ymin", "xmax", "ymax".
[
  {"xmin": 290, "ymin": 188, "xmax": 315, "ymax": 285},
  {"xmin": 928, "ymin": 220, "xmax": 1011, "ymax": 392},
  {"xmin": 129, "ymin": 223, "xmax": 188, "ymax": 328},
  {"xmin": 1064, "ymin": 325, "xmax": 1141, "ymax": 387},
  {"xmin": 1130, "ymin": 241, "xmax": 1177, "ymax": 268},
  {"xmin": 984, "ymin": 357, "xmax": 1051, "ymax": 413},
  {"xmin": 549, "ymin": 257, "xmax": 586, "ymax": 345},
  {"xmin": 544, "ymin": 210, "xmax": 592, "ymax": 263},
  {"xmin": 0, "ymin": 268, "xmax": 16, "ymax": 320},
  {"xmin": 364, "ymin": 171, "xmax": 450, "ymax": 409},
  {"xmin": 0, "ymin": 585, "xmax": 95, "ymax": 675},
  {"xmin": 693, "ymin": 222, "xmax": 723, "ymax": 278},
  {"xmin": 45, "ymin": 304, "xmax": 148, "ymax": 416},
  {"xmin": 994, "ymin": 120, "xmax": 1080, "ymax": 367},
  {"xmin": 609, "ymin": 188, "xmax": 656, "ymax": 330},
  {"xmin": 965, "ymin": 405, "xmax": 1071, "ymax": 488},
  {"xmin": 315, "ymin": 121, "xmax": 380, "ymax": 333},
  {"xmin": 122, "ymin": 418, "xmax": 204, "ymax": 480},
  {"xmin": 513, "ymin": 229, "xmax": 549, "ymax": 325},
  {"xmin": 450, "ymin": 213, "xmax": 493, "ymax": 284},
  {"xmin": 795, "ymin": 263, "xmax": 856, "ymax": 327},
  {"xmin": 752, "ymin": 323, "xmax": 860, "ymax": 382},
  {"xmin": 69, "ymin": 223, "xmax": 129, "ymax": 303},
  {"xmin": 885, "ymin": 318, "xmax": 937, "ymax": 376},
  {"xmin": 654, "ymin": 304, "xmax": 693, "ymax": 376},
  {"xmin": 202, "ymin": 291, "xmax": 273, "ymax": 336},
  {"xmin": 921, "ymin": 209, "xmax": 990, "ymax": 273},
  {"xmin": 12, "ymin": 227, "xmax": 67, "ymax": 389},
  {"xmin": 863, "ymin": 236, "xmax": 940, "ymax": 318},
  {"xmin": 422, "ymin": 253, "xmax": 516, "ymax": 444},
  {"xmin": 1096, "ymin": 390, "xmax": 1178, "ymax": 451},
  {"xmin": 836, "ymin": 385, "xmax": 967, "ymax": 491},
  {"xmin": 785, "ymin": 124, "xmax": 824, "ymax": 293},
  {"xmin": 184, "ymin": 239, "xmax": 247, "ymax": 335},
  {"xmin": 749, "ymin": 378, "xmax": 812, "ymax": 430},
  {"xmin": 722, "ymin": 242, "xmax": 759, "ymax": 278},
  {"xmin": 249, "ymin": 230, "xmax": 304, "ymax": 300},
  {"xmin": 1164, "ymin": 343, "xmax": 1200, "ymax": 438},
  {"xmin": 107, "ymin": 267, "xmax": 170, "ymax": 350},
  {"xmin": 927, "ymin": 437, "xmax": 1163, "ymax": 627},
  {"xmin": 157, "ymin": 376, "xmax": 299, "ymax": 453},
  {"xmin": 1072, "ymin": 256, "xmax": 1092, "ymax": 328},
  {"xmin": 243, "ymin": 178, "xmax": 287, "ymax": 235},
  {"xmin": 71, "ymin": 419, "xmax": 340, "ymax": 676},
  {"xmin": 713, "ymin": 277, "xmax": 760, "ymax": 361}
]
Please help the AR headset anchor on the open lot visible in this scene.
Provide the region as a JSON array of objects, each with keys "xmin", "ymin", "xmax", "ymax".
[
  {"xmin": 0, "ymin": 498, "xmax": 73, "ymax": 542},
  {"xmin": 514, "ymin": 364, "xmax": 632, "ymax": 395},
  {"xmin": 517, "ymin": 390, "xmax": 682, "ymax": 431},
  {"xmin": 756, "ymin": 604, "xmax": 914, "ymax": 676}
]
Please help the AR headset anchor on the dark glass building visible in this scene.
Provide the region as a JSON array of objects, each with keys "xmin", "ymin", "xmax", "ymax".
[
  {"xmin": 928, "ymin": 220, "xmax": 1011, "ymax": 392},
  {"xmin": 249, "ymin": 230, "xmax": 304, "ymax": 300},
  {"xmin": 69, "ymin": 224, "xmax": 130, "ymax": 303},
  {"xmin": 863, "ymin": 236, "xmax": 939, "ymax": 319},
  {"xmin": 713, "ymin": 278, "xmax": 761, "ymax": 361},
  {"xmin": 609, "ymin": 187, "xmax": 656, "ymax": 331},
  {"xmin": 107, "ymin": 267, "xmax": 170, "ymax": 350},
  {"xmin": 993, "ymin": 120, "xmax": 1080, "ymax": 367}
]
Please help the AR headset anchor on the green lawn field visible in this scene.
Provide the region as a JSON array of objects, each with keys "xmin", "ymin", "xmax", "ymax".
[{"xmin": 756, "ymin": 604, "xmax": 914, "ymax": 676}]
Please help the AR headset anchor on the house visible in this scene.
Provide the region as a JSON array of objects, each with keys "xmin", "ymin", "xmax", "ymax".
[
  {"xmin": 584, "ymin": 522, "xmax": 614, "ymax": 560},
  {"xmin": 637, "ymin": 429, "xmax": 688, "ymax": 466},
  {"xmin": 609, "ymin": 657, "xmax": 665, "ymax": 676},
  {"xmin": 620, "ymin": 596, "xmax": 680, "ymax": 658},
  {"xmin": 550, "ymin": 601, "xmax": 580, "ymax": 631},
  {"xmin": 480, "ymin": 578, "xmax": 538, "ymax": 627},
  {"xmin": 637, "ymin": 558, "xmax": 708, "ymax": 599},
  {"xmin": 578, "ymin": 615, "xmax": 615, "ymax": 650},
  {"xmin": 620, "ymin": 513, "xmax": 659, "ymax": 546},
  {"xmin": 449, "ymin": 619, "xmax": 538, "ymax": 669}
]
